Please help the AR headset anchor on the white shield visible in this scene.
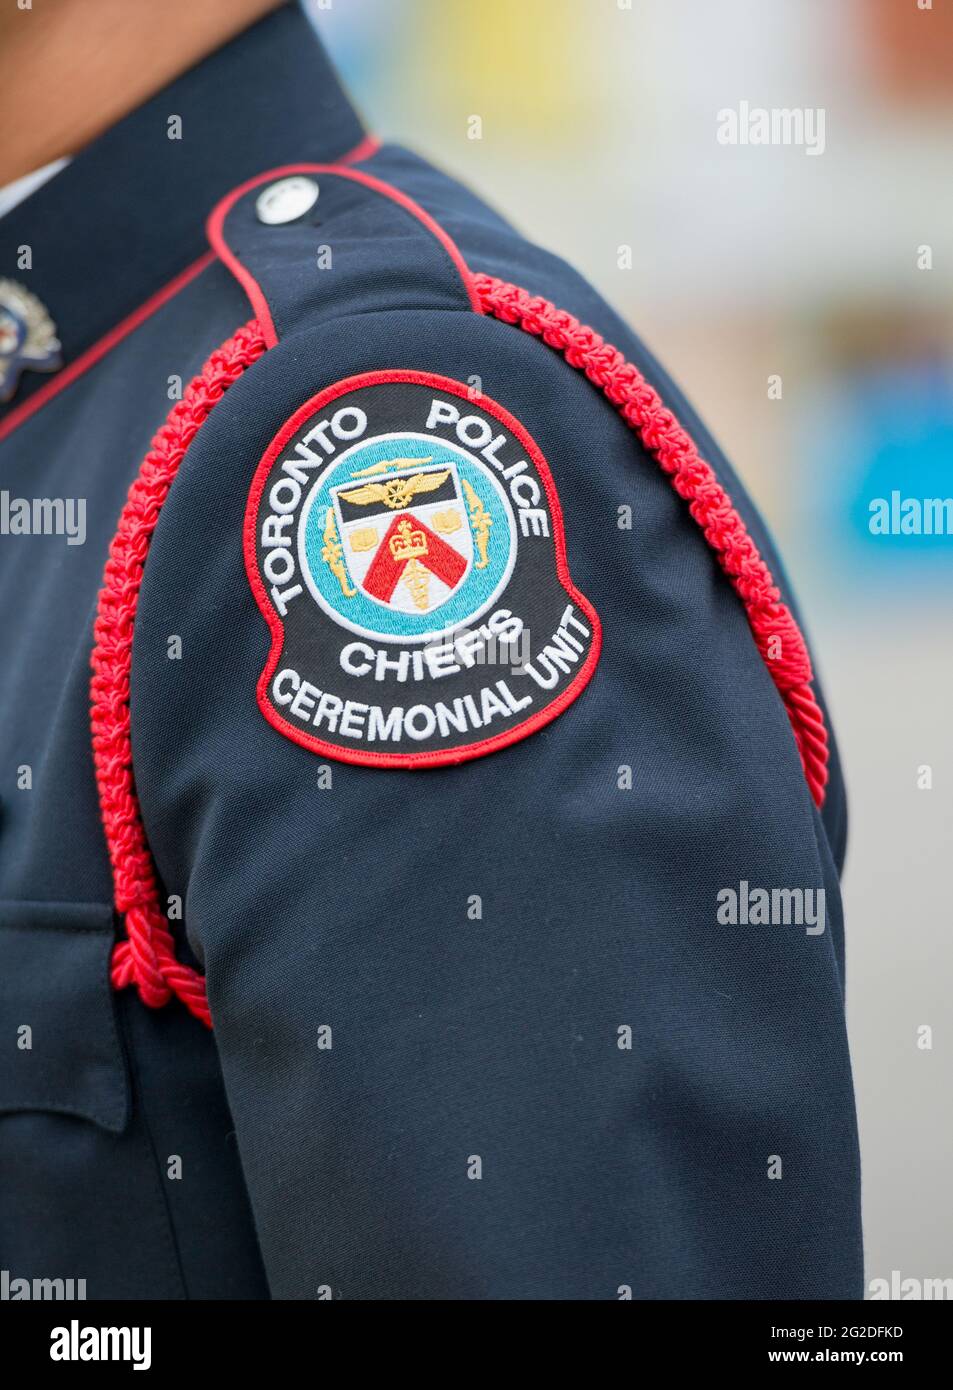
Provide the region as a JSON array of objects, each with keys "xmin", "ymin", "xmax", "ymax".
[{"xmin": 331, "ymin": 461, "xmax": 473, "ymax": 616}]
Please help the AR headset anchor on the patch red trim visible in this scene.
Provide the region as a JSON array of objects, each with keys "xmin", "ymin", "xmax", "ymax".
[
  {"xmin": 0, "ymin": 251, "xmax": 216, "ymax": 444},
  {"xmin": 472, "ymin": 273, "xmax": 829, "ymax": 807},
  {"xmin": 91, "ymin": 319, "xmax": 268, "ymax": 1027},
  {"xmin": 207, "ymin": 163, "xmax": 484, "ymax": 347},
  {"xmin": 243, "ymin": 369, "xmax": 603, "ymax": 768}
]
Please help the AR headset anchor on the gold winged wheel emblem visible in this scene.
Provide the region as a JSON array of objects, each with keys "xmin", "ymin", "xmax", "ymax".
[{"xmin": 338, "ymin": 469, "xmax": 451, "ymax": 511}]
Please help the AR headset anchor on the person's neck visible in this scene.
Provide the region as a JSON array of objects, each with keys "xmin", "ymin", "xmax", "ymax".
[{"xmin": 0, "ymin": 0, "xmax": 285, "ymax": 186}]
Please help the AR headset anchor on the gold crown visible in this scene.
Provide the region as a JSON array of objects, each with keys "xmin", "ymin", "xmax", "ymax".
[{"xmin": 389, "ymin": 518, "xmax": 428, "ymax": 562}]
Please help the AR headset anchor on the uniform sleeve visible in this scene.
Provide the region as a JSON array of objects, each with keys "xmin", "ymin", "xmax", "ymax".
[{"xmin": 129, "ymin": 304, "xmax": 862, "ymax": 1300}]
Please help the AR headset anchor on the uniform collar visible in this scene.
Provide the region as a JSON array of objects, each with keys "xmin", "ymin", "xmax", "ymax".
[
  {"xmin": 0, "ymin": 4, "xmax": 366, "ymax": 422},
  {"xmin": 0, "ymin": 157, "xmax": 71, "ymax": 221}
]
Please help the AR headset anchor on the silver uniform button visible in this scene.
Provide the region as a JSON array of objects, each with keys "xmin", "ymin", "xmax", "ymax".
[{"xmin": 255, "ymin": 176, "xmax": 319, "ymax": 225}]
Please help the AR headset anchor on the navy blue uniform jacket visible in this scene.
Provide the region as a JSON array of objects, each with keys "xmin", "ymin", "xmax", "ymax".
[{"xmin": 0, "ymin": 6, "xmax": 862, "ymax": 1299}]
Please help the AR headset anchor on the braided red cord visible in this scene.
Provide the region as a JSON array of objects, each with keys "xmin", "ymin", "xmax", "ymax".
[
  {"xmin": 472, "ymin": 273, "xmax": 828, "ymax": 807},
  {"xmin": 90, "ymin": 320, "xmax": 268, "ymax": 1027},
  {"xmin": 89, "ymin": 276, "xmax": 827, "ymax": 1029}
]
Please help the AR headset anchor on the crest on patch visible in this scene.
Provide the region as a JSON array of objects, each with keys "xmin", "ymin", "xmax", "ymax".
[
  {"xmin": 331, "ymin": 460, "xmax": 473, "ymax": 617},
  {"xmin": 244, "ymin": 370, "xmax": 601, "ymax": 767},
  {"xmin": 0, "ymin": 279, "xmax": 62, "ymax": 402}
]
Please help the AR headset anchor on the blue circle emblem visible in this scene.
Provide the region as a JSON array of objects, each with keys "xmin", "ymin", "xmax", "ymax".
[{"xmin": 298, "ymin": 432, "xmax": 517, "ymax": 643}]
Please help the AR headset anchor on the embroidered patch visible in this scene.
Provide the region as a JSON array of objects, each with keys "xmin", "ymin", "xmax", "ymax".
[{"xmin": 244, "ymin": 370, "xmax": 601, "ymax": 766}]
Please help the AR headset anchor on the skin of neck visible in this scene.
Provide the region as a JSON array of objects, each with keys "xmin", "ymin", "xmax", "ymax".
[{"xmin": 0, "ymin": 0, "xmax": 286, "ymax": 186}]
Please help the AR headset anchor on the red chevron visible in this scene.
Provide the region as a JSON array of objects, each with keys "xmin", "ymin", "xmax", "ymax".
[{"xmin": 362, "ymin": 512, "xmax": 467, "ymax": 603}]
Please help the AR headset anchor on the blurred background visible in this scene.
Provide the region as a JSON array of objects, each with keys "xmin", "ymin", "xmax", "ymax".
[{"xmin": 309, "ymin": 0, "xmax": 953, "ymax": 1292}]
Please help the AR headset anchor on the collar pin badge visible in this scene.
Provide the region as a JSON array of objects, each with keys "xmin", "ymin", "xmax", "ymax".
[{"xmin": 0, "ymin": 279, "xmax": 63, "ymax": 402}]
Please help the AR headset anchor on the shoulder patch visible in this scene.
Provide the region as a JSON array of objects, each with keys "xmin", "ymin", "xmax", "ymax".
[{"xmin": 243, "ymin": 370, "xmax": 601, "ymax": 766}]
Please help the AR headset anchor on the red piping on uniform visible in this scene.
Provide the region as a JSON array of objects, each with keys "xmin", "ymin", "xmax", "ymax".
[
  {"xmin": 0, "ymin": 135, "xmax": 378, "ymax": 445},
  {"xmin": 340, "ymin": 134, "xmax": 382, "ymax": 165},
  {"xmin": 0, "ymin": 251, "xmax": 217, "ymax": 444},
  {"xmin": 90, "ymin": 319, "xmax": 268, "ymax": 1027},
  {"xmin": 472, "ymin": 273, "xmax": 829, "ymax": 808},
  {"xmin": 242, "ymin": 369, "xmax": 602, "ymax": 768},
  {"xmin": 206, "ymin": 162, "xmax": 484, "ymax": 347}
]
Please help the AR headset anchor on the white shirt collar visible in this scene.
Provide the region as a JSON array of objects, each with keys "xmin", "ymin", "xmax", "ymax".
[{"xmin": 0, "ymin": 156, "xmax": 71, "ymax": 222}]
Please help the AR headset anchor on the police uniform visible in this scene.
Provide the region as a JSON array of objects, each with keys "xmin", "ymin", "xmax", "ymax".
[{"xmin": 0, "ymin": 4, "xmax": 862, "ymax": 1300}]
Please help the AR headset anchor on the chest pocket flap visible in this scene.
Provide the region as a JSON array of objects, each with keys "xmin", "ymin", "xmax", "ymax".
[{"xmin": 0, "ymin": 901, "xmax": 129, "ymax": 1133}]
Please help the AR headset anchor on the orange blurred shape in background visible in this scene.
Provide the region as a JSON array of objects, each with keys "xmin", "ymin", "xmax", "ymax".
[{"xmin": 867, "ymin": 0, "xmax": 953, "ymax": 101}]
